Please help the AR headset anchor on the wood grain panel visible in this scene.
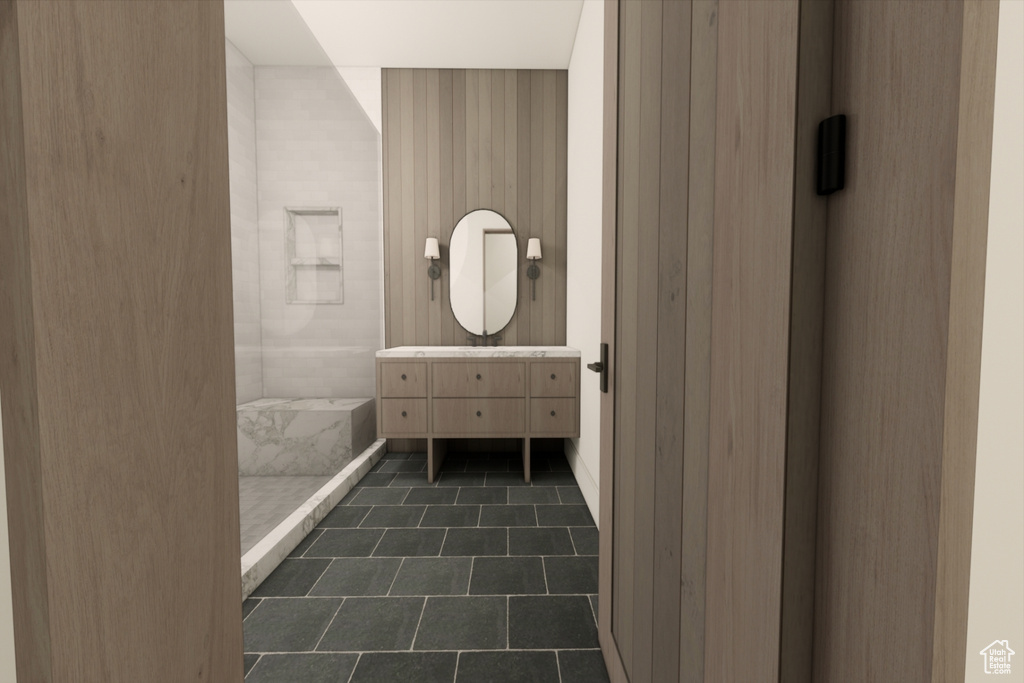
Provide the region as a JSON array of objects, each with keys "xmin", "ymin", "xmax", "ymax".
[
  {"xmin": 612, "ymin": 0, "xmax": 641, "ymax": 670},
  {"xmin": 381, "ymin": 69, "xmax": 566, "ymax": 348},
  {"xmin": 379, "ymin": 362, "xmax": 428, "ymax": 398},
  {"xmin": 631, "ymin": 1, "xmax": 664, "ymax": 680},
  {"xmin": 0, "ymin": 2, "xmax": 50, "ymax": 677},
  {"xmin": 529, "ymin": 362, "xmax": 577, "ymax": 398},
  {"xmin": 432, "ymin": 362, "xmax": 525, "ymax": 398},
  {"xmin": 466, "ymin": 70, "xmax": 479, "ymax": 213},
  {"xmin": 381, "ymin": 398, "xmax": 428, "ymax": 434},
  {"xmin": 413, "ymin": 70, "xmax": 429, "ymax": 347},
  {"xmin": 491, "ymin": 70, "xmax": 504, "ymax": 214},
  {"xmin": 530, "ymin": 72, "xmax": 545, "ymax": 344},
  {"xmin": 597, "ymin": 0, "xmax": 623, "ymax": 679},
  {"xmin": 541, "ymin": 71, "xmax": 557, "ymax": 345},
  {"xmin": 478, "ymin": 70, "xmax": 491, "ymax": 213},
  {"xmin": 679, "ymin": 3, "xmax": 716, "ymax": 681},
  {"xmin": 814, "ymin": 2, "xmax": 998, "ymax": 680},
  {"xmin": 383, "ymin": 68, "xmax": 393, "ymax": 349},
  {"xmin": 529, "ymin": 398, "xmax": 576, "ymax": 434},
  {"xmin": 400, "ymin": 70, "xmax": 417, "ymax": 350},
  {"xmin": 503, "ymin": 70, "xmax": 519, "ymax": 345},
  {"xmin": 426, "ymin": 70, "xmax": 442, "ymax": 346},
  {"xmin": 651, "ymin": 0, "xmax": 690, "ymax": 680},
  {"xmin": 0, "ymin": 1, "xmax": 242, "ymax": 678},
  {"xmin": 385, "ymin": 69, "xmax": 404, "ymax": 347},
  {"xmin": 433, "ymin": 398, "xmax": 525, "ymax": 434},
  {"xmin": 779, "ymin": 2, "xmax": 833, "ymax": 681},
  {"xmin": 517, "ymin": 71, "xmax": 532, "ymax": 345},
  {"xmin": 931, "ymin": 3, "xmax": 998, "ymax": 678},
  {"xmin": 439, "ymin": 71, "xmax": 455, "ymax": 345},
  {"xmin": 554, "ymin": 71, "xmax": 568, "ymax": 347},
  {"xmin": 704, "ymin": 1, "xmax": 800, "ymax": 681}
]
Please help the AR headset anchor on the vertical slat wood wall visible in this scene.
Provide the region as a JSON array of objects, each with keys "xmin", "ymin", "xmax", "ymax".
[
  {"xmin": 601, "ymin": 1, "xmax": 714, "ymax": 681},
  {"xmin": 704, "ymin": 1, "xmax": 801, "ymax": 680},
  {"xmin": 779, "ymin": 1, "xmax": 833, "ymax": 681},
  {"xmin": 382, "ymin": 68, "xmax": 568, "ymax": 348},
  {"xmin": 0, "ymin": 1, "xmax": 242, "ymax": 680},
  {"xmin": 814, "ymin": 1, "xmax": 998, "ymax": 680}
]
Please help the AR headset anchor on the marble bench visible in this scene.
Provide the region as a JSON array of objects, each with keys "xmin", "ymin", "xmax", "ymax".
[{"xmin": 237, "ymin": 397, "xmax": 375, "ymax": 476}]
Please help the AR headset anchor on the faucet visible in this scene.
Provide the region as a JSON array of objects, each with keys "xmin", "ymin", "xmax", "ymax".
[{"xmin": 467, "ymin": 331, "xmax": 502, "ymax": 347}]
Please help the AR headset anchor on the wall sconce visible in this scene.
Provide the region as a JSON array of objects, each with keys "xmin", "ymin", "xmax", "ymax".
[
  {"xmin": 526, "ymin": 237, "xmax": 542, "ymax": 301},
  {"xmin": 425, "ymin": 237, "xmax": 441, "ymax": 301}
]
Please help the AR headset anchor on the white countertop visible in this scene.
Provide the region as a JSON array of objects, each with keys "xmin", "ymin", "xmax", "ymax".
[{"xmin": 376, "ymin": 345, "xmax": 581, "ymax": 359}]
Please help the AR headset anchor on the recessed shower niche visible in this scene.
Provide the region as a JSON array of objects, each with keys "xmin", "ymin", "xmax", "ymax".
[{"xmin": 285, "ymin": 206, "xmax": 343, "ymax": 304}]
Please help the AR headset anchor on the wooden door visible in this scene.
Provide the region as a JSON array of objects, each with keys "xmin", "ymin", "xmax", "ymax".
[
  {"xmin": 813, "ymin": 2, "xmax": 998, "ymax": 681},
  {"xmin": 597, "ymin": 1, "xmax": 717, "ymax": 681}
]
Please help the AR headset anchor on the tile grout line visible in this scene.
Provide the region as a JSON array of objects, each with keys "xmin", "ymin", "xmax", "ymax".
[
  {"xmin": 344, "ymin": 652, "xmax": 361, "ymax": 683},
  {"xmin": 304, "ymin": 557, "xmax": 335, "ymax": 596},
  {"xmin": 312, "ymin": 596, "xmax": 346, "ymax": 653},
  {"xmin": 409, "ymin": 596, "xmax": 429, "ymax": 651},
  {"xmin": 246, "ymin": 653, "xmax": 260, "ymax": 679},
  {"xmin": 367, "ymin": 527, "xmax": 388, "ymax": 557},
  {"xmin": 385, "ymin": 556, "xmax": 406, "ymax": 596}
]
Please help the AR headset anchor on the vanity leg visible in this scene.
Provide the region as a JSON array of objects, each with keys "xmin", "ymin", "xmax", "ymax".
[
  {"xmin": 427, "ymin": 438, "xmax": 447, "ymax": 483},
  {"xmin": 523, "ymin": 438, "xmax": 531, "ymax": 483}
]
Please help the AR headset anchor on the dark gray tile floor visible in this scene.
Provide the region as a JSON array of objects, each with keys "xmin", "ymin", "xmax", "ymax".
[{"xmin": 243, "ymin": 449, "xmax": 610, "ymax": 683}]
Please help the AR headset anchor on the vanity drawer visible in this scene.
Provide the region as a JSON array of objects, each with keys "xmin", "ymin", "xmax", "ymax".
[
  {"xmin": 433, "ymin": 399, "xmax": 525, "ymax": 434},
  {"xmin": 380, "ymin": 362, "xmax": 427, "ymax": 397},
  {"xmin": 530, "ymin": 398, "xmax": 576, "ymax": 434},
  {"xmin": 381, "ymin": 398, "xmax": 427, "ymax": 434},
  {"xmin": 432, "ymin": 362, "xmax": 525, "ymax": 398},
  {"xmin": 530, "ymin": 362, "xmax": 578, "ymax": 397}
]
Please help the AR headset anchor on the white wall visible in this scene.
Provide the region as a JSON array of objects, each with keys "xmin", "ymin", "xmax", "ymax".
[
  {"xmin": 255, "ymin": 66, "xmax": 382, "ymax": 398},
  {"xmin": 226, "ymin": 40, "xmax": 264, "ymax": 404},
  {"xmin": 965, "ymin": 2, "xmax": 1024, "ymax": 680},
  {"xmin": 0, "ymin": 389, "xmax": 16, "ymax": 681},
  {"xmin": 335, "ymin": 67, "xmax": 383, "ymax": 134},
  {"xmin": 564, "ymin": 0, "xmax": 604, "ymax": 524}
]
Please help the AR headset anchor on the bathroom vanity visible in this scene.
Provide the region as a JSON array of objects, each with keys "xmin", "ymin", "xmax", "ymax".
[{"xmin": 375, "ymin": 346, "xmax": 581, "ymax": 482}]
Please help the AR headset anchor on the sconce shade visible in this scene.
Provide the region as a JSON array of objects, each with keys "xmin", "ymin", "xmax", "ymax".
[
  {"xmin": 424, "ymin": 237, "xmax": 440, "ymax": 260},
  {"xmin": 526, "ymin": 238, "xmax": 542, "ymax": 260}
]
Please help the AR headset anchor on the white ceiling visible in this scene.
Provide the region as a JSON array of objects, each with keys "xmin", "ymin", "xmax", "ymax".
[
  {"xmin": 224, "ymin": 0, "xmax": 584, "ymax": 69},
  {"xmin": 224, "ymin": 0, "xmax": 333, "ymax": 66}
]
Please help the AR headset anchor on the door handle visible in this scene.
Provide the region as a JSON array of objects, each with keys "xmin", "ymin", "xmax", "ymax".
[{"xmin": 587, "ymin": 343, "xmax": 609, "ymax": 393}]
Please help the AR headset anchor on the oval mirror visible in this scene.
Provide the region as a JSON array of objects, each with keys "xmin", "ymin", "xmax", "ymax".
[{"xmin": 449, "ymin": 209, "xmax": 518, "ymax": 336}]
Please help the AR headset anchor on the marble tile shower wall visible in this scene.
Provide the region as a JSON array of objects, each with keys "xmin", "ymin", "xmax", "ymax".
[
  {"xmin": 226, "ymin": 41, "xmax": 263, "ymax": 403},
  {"xmin": 254, "ymin": 67, "xmax": 382, "ymax": 399}
]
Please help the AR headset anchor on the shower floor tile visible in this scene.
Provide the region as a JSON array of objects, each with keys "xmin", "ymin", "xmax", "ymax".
[
  {"xmin": 242, "ymin": 449, "xmax": 609, "ymax": 683},
  {"xmin": 238, "ymin": 475, "xmax": 333, "ymax": 555}
]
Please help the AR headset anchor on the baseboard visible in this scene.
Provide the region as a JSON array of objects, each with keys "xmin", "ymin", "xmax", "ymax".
[{"xmin": 564, "ymin": 438, "xmax": 600, "ymax": 529}]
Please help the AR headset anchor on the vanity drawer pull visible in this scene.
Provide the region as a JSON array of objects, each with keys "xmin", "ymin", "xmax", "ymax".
[
  {"xmin": 529, "ymin": 362, "xmax": 576, "ymax": 398},
  {"xmin": 402, "ymin": 411, "xmax": 407, "ymax": 417},
  {"xmin": 381, "ymin": 398, "xmax": 426, "ymax": 433},
  {"xmin": 382, "ymin": 363, "xmax": 426, "ymax": 397},
  {"xmin": 530, "ymin": 398, "xmax": 574, "ymax": 434},
  {"xmin": 476, "ymin": 374, "xmax": 482, "ymax": 380},
  {"xmin": 401, "ymin": 374, "xmax": 407, "ymax": 380},
  {"xmin": 476, "ymin": 410, "xmax": 482, "ymax": 417}
]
